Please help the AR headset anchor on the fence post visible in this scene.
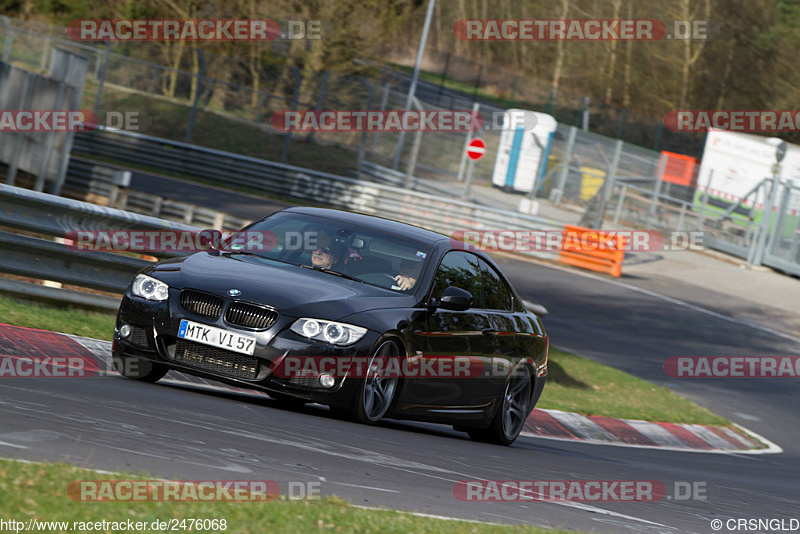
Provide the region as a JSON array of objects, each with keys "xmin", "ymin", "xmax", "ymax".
[
  {"xmin": 184, "ymin": 48, "xmax": 206, "ymax": 143},
  {"xmin": 35, "ymin": 82, "xmax": 66, "ymax": 192},
  {"xmin": 404, "ymin": 96, "xmax": 424, "ymax": 189},
  {"xmin": 592, "ymin": 139, "xmax": 623, "ymax": 229},
  {"xmin": 550, "ymin": 126, "xmax": 577, "ymax": 204},
  {"xmin": 40, "ymin": 36, "xmax": 51, "ymax": 70},
  {"xmin": 93, "ymin": 41, "xmax": 110, "ymax": 115},
  {"xmin": 1, "ymin": 16, "xmax": 12, "ymax": 63},
  {"xmin": 613, "ymin": 185, "xmax": 627, "ymax": 224},
  {"xmin": 370, "ymin": 82, "xmax": 391, "ymax": 154},
  {"xmin": 356, "ymin": 77, "xmax": 372, "ymax": 171},
  {"xmin": 456, "ymin": 103, "xmax": 480, "ymax": 182},
  {"xmin": 751, "ymin": 166, "xmax": 782, "ymax": 266},
  {"xmin": 281, "ymin": 65, "xmax": 302, "ymax": 163},
  {"xmin": 695, "ymin": 170, "xmax": 713, "ymax": 230},
  {"xmin": 6, "ymin": 72, "xmax": 35, "ymax": 186},
  {"xmin": 306, "ymin": 71, "xmax": 329, "ymax": 144},
  {"xmin": 645, "ymin": 153, "xmax": 668, "ymax": 228}
]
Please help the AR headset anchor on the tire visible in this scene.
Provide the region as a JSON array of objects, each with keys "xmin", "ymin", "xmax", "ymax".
[
  {"xmin": 345, "ymin": 339, "xmax": 401, "ymax": 424},
  {"xmin": 468, "ymin": 366, "xmax": 532, "ymax": 446},
  {"xmin": 112, "ymin": 353, "xmax": 168, "ymax": 383}
]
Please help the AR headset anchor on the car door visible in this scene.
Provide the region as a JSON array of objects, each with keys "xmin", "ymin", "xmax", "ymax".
[
  {"xmin": 479, "ymin": 258, "xmax": 545, "ymax": 401},
  {"xmin": 411, "ymin": 251, "xmax": 494, "ymax": 408}
]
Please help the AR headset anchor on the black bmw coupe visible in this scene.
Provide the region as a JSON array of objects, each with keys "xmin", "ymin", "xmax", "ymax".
[{"xmin": 112, "ymin": 207, "xmax": 548, "ymax": 445}]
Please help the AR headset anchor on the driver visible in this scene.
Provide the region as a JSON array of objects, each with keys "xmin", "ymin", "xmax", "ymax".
[
  {"xmin": 310, "ymin": 230, "xmax": 339, "ymax": 270},
  {"xmin": 394, "ymin": 259, "xmax": 422, "ymax": 291}
]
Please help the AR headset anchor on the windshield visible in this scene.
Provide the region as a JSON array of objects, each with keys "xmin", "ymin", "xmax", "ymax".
[{"xmin": 222, "ymin": 212, "xmax": 432, "ymax": 292}]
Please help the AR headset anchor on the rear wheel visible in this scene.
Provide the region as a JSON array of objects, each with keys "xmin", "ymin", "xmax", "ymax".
[
  {"xmin": 468, "ymin": 366, "xmax": 532, "ymax": 446},
  {"xmin": 113, "ymin": 353, "xmax": 168, "ymax": 383},
  {"xmin": 345, "ymin": 339, "xmax": 401, "ymax": 424}
]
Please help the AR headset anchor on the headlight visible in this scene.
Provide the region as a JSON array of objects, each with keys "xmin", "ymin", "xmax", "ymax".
[
  {"xmin": 131, "ymin": 274, "xmax": 169, "ymax": 301},
  {"xmin": 290, "ymin": 318, "xmax": 367, "ymax": 346}
]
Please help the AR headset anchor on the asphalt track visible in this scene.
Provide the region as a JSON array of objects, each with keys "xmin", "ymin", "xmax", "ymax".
[
  {"xmin": 2, "ymin": 174, "xmax": 799, "ymax": 532},
  {"xmin": 1, "ymin": 257, "xmax": 798, "ymax": 532}
]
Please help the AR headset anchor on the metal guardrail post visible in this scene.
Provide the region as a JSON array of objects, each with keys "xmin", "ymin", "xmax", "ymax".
[
  {"xmin": 281, "ymin": 65, "xmax": 302, "ymax": 163},
  {"xmin": 551, "ymin": 126, "xmax": 576, "ymax": 204},
  {"xmin": 184, "ymin": 48, "xmax": 206, "ymax": 143},
  {"xmin": 1, "ymin": 16, "xmax": 12, "ymax": 63}
]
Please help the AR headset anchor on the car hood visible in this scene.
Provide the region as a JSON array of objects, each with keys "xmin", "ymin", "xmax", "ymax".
[{"xmin": 148, "ymin": 252, "xmax": 416, "ymax": 319}]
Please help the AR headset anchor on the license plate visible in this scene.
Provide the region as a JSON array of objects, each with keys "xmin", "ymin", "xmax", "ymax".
[{"xmin": 178, "ymin": 320, "xmax": 256, "ymax": 355}]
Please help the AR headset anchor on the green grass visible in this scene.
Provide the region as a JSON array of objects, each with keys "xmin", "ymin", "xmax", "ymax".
[
  {"xmin": 0, "ymin": 293, "xmax": 116, "ymax": 341},
  {"xmin": 87, "ymin": 85, "xmax": 359, "ymax": 176},
  {"xmin": 0, "ymin": 459, "xmax": 571, "ymax": 534},
  {"xmin": 0, "ymin": 293, "xmax": 729, "ymax": 426},
  {"xmin": 541, "ymin": 348, "xmax": 729, "ymax": 426}
]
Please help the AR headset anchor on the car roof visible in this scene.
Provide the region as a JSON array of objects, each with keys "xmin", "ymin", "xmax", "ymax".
[{"xmin": 281, "ymin": 207, "xmax": 451, "ymax": 246}]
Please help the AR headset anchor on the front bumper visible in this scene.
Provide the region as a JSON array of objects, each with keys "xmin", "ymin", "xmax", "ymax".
[{"xmin": 113, "ymin": 290, "xmax": 380, "ymax": 407}]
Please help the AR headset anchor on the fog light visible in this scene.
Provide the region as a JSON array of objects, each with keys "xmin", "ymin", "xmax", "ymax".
[
  {"xmin": 119, "ymin": 324, "xmax": 131, "ymax": 339},
  {"xmin": 319, "ymin": 374, "xmax": 335, "ymax": 388}
]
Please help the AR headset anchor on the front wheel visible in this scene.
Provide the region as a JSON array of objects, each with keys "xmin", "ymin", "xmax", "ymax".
[
  {"xmin": 112, "ymin": 353, "xmax": 168, "ymax": 383},
  {"xmin": 469, "ymin": 366, "xmax": 532, "ymax": 446},
  {"xmin": 345, "ymin": 339, "xmax": 401, "ymax": 424}
]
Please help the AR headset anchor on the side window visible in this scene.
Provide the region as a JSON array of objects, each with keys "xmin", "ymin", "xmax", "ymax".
[
  {"xmin": 432, "ymin": 252, "xmax": 484, "ymax": 309},
  {"xmin": 479, "ymin": 259, "xmax": 513, "ymax": 311}
]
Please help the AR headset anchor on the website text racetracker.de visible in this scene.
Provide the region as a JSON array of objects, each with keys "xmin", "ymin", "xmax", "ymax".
[
  {"xmin": 0, "ymin": 518, "xmax": 228, "ymax": 532},
  {"xmin": 450, "ymin": 230, "xmax": 707, "ymax": 253},
  {"xmin": 453, "ymin": 19, "xmax": 713, "ymax": 41}
]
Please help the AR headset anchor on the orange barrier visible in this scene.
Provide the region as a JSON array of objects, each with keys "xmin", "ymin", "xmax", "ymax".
[
  {"xmin": 660, "ymin": 151, "xmax": 698, "ymax": 187},
  {"xmin": 558, "ymin": 224, "xmax": 626, "ymax": 277}
]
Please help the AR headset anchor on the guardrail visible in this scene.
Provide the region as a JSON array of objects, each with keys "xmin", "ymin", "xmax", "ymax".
[
  {"xmin": 1, "ymin": 129, "xmax": 568, "ymax": 310},
  {"xmin": 0, "ymin": 184, "xmax": 199, "ymax": 307},
  {"xmin": 71, "ymin": 128, "xmax": 564, "ymax": 240},
  {"xmin": 64, "ymin": 157, "xmax": 252, "ymax": 231}
]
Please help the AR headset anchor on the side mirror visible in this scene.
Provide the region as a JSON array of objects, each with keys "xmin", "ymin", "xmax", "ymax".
[
  {"xmin": 524, "ymin": 301, "xmax": 549, "ymax": 317},
  {"xmin": 436, "ymin": 286, "xmax": 473, "ymax": 311},
  {"xmin": 200, "ymin": 229, "xmax": 224, "ymax": 256}
]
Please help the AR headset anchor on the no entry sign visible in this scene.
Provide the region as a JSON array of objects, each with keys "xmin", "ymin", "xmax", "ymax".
[{"xmin": 467, "ymin": 138, "xmax": 486, "ymax": 161}]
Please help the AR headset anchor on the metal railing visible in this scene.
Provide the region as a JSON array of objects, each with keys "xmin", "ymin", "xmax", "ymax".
[
  {"xmin": 1, "ymin": 128, "xmax": 564, "ymax": 309},
  {"xmin": 71, "ymin": 128, "xmax": 564, "ymax": 239}
]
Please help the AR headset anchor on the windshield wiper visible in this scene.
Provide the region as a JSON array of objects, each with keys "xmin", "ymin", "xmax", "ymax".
[{"xmin": 299, "ymin": 264, "xmax": 364, "ymax": 283}]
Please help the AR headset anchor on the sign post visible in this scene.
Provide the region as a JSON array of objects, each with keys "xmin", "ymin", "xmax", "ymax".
[{"xmin": 464, "ymin": 138, "xmax": 485, "ymax": 198}]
